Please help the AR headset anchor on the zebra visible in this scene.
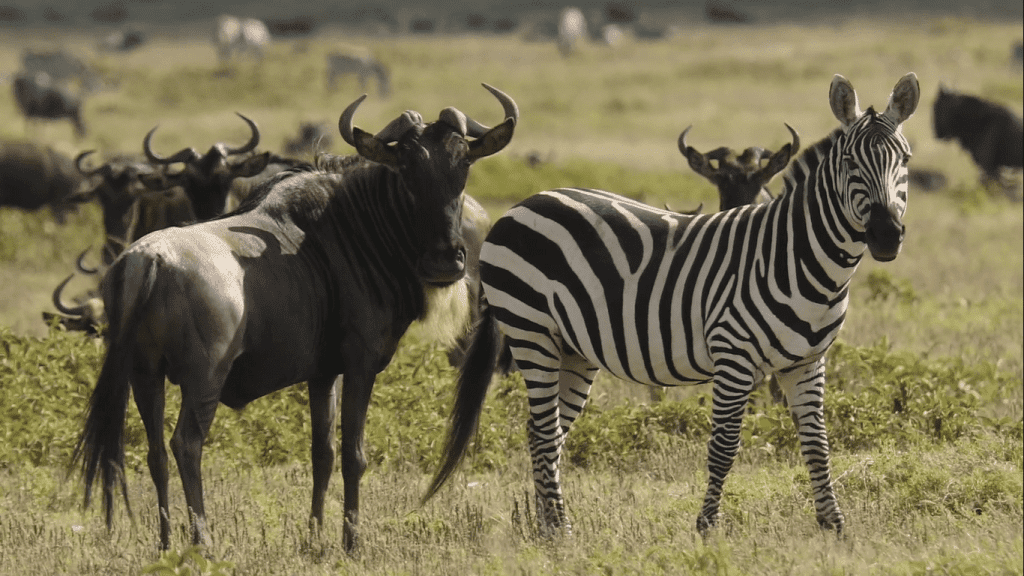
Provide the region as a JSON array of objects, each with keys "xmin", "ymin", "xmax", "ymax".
[
  {"xmin": 425, "ymin": 72, "xmax": 920, "ymax": 537},
  {"xmin": 213, "ymin": 15, "xmax": 270, "ymax": 62},
  {"xmin": 557, "ymin": 7, "xmax": 587, "ymax": 57}
]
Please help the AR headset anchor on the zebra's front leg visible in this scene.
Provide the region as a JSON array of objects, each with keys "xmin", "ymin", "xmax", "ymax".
[
  {"xmin": 777, "ymin": 357, "xmax": 845, "ymax": 535},
  {"xmin": 698, "ymin": 367, "xmax": 754, "ymax": 536}
]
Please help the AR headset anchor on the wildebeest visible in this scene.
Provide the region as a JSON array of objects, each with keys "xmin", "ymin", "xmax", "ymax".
[
  {"xmin": 21, "ymin": 49, "xmax": 102, "ymax": 92},
  {"xmin": 12, "ymin": 71, "xmax": 87, "ymax": 138},
  {"xmin": 283, "ymin": 121, "xmax": 334, "ymax": 155},
  {"xmin": 557, "ymin": 7, "xmax": 587, "ymax": 56},
  {"xmin": 933, "ymin": 85, "xmax": 1023, "ymax": 189},
  {"xmin": 213, "ymin": 15, "xmax": 271, "ymax": 62},
  {"xmin": 99, "ymin": 28, "xmax": 148, "ymax": 52},
  {"xmin": 0, "ymin": 140, "xmax": 88, "ymax": 222},
  {"xmin": 43, "ymin": 261, "xmax": 106, "ymax": 335},
  {"xmin": 75, "ymin": 151, "xmax": 196, "ymax": 264},
  {"xmin": 326, "ymin": 50, "xmax": 391, "ymax": 98},
  {"xmin": 72, "ymin": 84, "xmax": 519, "ymax": 551},
  {"xmin": 142, "ymin": 113, "xmax": 271, "ymax": 220},
  {"xmin": 678, "ymin": 124, "xmax": 800, "ymax": 210}
]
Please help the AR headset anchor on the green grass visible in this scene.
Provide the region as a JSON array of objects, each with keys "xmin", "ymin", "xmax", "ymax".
[{"xmin": 0, "ymin": 14, "xmax": 1022, "ymax": 576}]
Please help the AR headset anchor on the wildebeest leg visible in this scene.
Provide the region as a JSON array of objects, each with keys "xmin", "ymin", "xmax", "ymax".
[
  {"xmin": 169, "ymin": 384, "xmax": 222, "ymax": 546},
  {"xmin": 308, "ymin": 375, "xmax": 338, "ymax": 533},
  {"xmin": 131, "ymin": 368, "xmax": 171, "ymax": 549},
  {"xmin": 339, "ymin": 367, "xmax": 376, "ymax": 552}
]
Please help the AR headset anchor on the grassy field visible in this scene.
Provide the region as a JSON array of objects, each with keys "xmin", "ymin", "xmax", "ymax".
[{"xmin": 0, "ymin": 15, "xmax": 1022, "ymax": 576}]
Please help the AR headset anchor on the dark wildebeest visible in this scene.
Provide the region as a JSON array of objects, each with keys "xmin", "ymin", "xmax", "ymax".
[
  {"xmin": 142, "ymin": 113, "xmax": 272, "ymax": 220},
  {"xmin": 12, "ymin": 71, "xmax": 87, "ymax": 138},
  {"xmin": 0, "ymin": 140, "xmax": 88, "ymax": 222},
  {"xmin": 678, "ymin": 124, "xmax": 800, "ymax": 211},
  {"xmin": 43, "ymin": 258, "xmax": 106, "ymax": 335},
  {"xmin": 72, "ymin": 84, "xmax": 518, "ymax": 551},
  {"xmin": 283, "ymin": 121, "xmax": 333, "ymax": 156},
  {"xmin": 75, "ymin": 151, "xmax": 197, "ymax": 264},
  {"xmin": 933, "ymin": 85, "xmax": 1023, "ymax": 189}
]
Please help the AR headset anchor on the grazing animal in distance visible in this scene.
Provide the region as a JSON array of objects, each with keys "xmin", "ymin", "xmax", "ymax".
[
  {"xmin": 42, "ymin": 259, "xmax": 106, "ymax": 335},
  {"xmin": 75, "ymin": 151, "xmax": 196, "ymax": 264},
  {"xmin": 326, "ymin": 50, "xmax": 391, "ymax": 98},
  {"xmin": 557, "ymin": 7, "xmax": 587, "ymax": 57},
  {"xmin": 71, "ymin": 84, "xmax": 519, "ymax": 552},
  {"xmin": 141, "ymin": 113, "xmax": 271, "ymax": 220},
  {"xmin": 213, "ymin": 15, "xmax": 271, "ymax": 62},
  {"xmin": 21, "ymin": 49, "xmax": 102, "ymax": 93},
  {"xmin": 425, "ymin": 73, "xmax": 920, "ymax": 540},
  {"xmin": 678, "ymin": 124, "xmax": 800, "ymax": 211},
  {"xmin": 283, "ymin": 121, "xmax": 334, "ymax": 155},
  {"xmin": 12, "ymin": 71, "xmax": 87, "ymax": 138},
  {"xmin": 0, "ymin": 140, "xmax": 87, "ymax": 222},
  {"xmin": 932, "ymin": 85, "xmax": 1023, "ymax": 190}
]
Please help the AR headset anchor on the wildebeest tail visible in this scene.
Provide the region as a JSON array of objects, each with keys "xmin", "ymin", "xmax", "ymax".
[
  {"xmin": 69, "ymin": 254, "xmax": 157, "ymax": 528},
  {"xmin": 423, "ymin": 304, "xmax": 501, "ymax": 502}
]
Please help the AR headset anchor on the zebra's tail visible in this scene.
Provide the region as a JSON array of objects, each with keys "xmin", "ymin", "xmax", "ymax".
[{"xmin": 423, "ymin": 303, "xmax": 502, "ymax": 503}]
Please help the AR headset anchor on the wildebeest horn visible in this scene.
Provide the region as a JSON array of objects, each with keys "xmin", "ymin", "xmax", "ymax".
[
  {"xmin": 438, "ymin": 107, "xmax": 468, "ymax": 137},
  {"xmin": 75, "ymin": 150, "xmax": 103, "ymax": 177},
  {"xmin": 678, "ymin": 125, "xmax": 694, "ymax": 155},
  {"xmin": 464, "ymin": 83, "xmax": 520, "ymax": 138},
  {"xmin": 338, "ymin": 94, "xmax": 369, "ymax": 148},
  {"xmin": 76, "ymin": 247, "xmax": 100, "ymax": 275},
  {"xmin": 784, "ymin": 123, "xmax": 800, "ymax": 157},
  {"xmin": 224, "ymin": 113, "xmax": 261, "ymax": 155},
  {"xmin": 52, "ymin": 274, "xmax": 89, "ymax": 316},
  {"xmin": 144, "ymin": 126, "xmax": 200, "ymax": 164}
]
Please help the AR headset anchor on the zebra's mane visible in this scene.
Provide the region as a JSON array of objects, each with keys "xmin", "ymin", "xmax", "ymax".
[{"xmin": 773, "ymin": 125, "xmax": 843, "ymax": 200}]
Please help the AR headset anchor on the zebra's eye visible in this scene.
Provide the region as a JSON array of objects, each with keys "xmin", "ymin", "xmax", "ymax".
[{"xmin": 901, "ymin": 154, "xmax": 911, "ymax": 167}]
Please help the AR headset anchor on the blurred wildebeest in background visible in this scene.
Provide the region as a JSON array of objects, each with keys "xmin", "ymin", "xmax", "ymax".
[
  {"xmin": 933, "ymin": 85, "xmax": 1023, "ymax": 190},
  {"xmin": 705, "ymin": 1, "xmax": 752, "ymax": 23},
  {"xmin": 557, "ymin": 7, "xmax": 587, "ymax": 56},
  {"xmin": 90, "ymin": 2, "xmax": 127, "ymax": 24},
  {"xmin": 141, "ymin": 113, "xmax": 271, "ymax": 219},
  {"xmin": 213, "ymin": 15, "xmax": 271, "ymax": 62},
  {"xmin": 99, "ymin": 28, "xmax": 148, "ymax": 52},
  {"xmin": 678, "ymin": 124, "xmax": 800, "ymax": 210},
  {"xmin": 265, "ymin": 16, "xmax": 317, "ymax": 38},
  {"xmin": 326, "ymin": 50, "xmax": 391, "ymax": 98},
  {"xmin": 43, "ymin": 262, "xmax": 106, "ymax": 335},
  {"xmin": 0, "ymin": 140, "xmax": 88, "ymax": 222},
  {"xmin": 75, "ymin": 151, "xmax": 196, "ymax": 264},
  {"xmin": 12, "ymin": 71, "xmax": 87, "ymax": 138},
  {"xmin": 21, "ymin": 49, "xmax": 102, "ymax": 93},
  {"xmin": 283, "ymin": 121, "xmax": 333, "ymax": 156}
]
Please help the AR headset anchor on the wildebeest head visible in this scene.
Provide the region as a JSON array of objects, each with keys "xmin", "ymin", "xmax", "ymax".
[
  {"xmin": 142, "ymin": 113, "xmax": 271, "ymax": 220},
  {"xmin": 339, "ymin": 83, "xmax": 518, "ymax": 285},
  {"xmin": 0, "ymin": 140, "xmax": 89, "ymax": 222},
  {"xmin": 679, "ymin": 124, "xmax": 800, "ymax": 211},
  {"xmin": 830, "ymin": 73, "xmax": 920, "ymax": 262}
]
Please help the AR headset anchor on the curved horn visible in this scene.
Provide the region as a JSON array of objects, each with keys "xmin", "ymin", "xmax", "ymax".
[
  {"xmin": 143, "ymin": 126, "xmax": 199, "ymax": 165},
  {"xmin": 438, "ymin": 107, "xmax": 468, "ymax": 137},
  {"xmin": 75, "ymin": 150, "xmax": 103, "ymax": 177},
  {"xmin": 52, "ymin": 274, "xmax": 89, "ymax": 316},
  {"xmin": 225, "ymin": 112, "xmax": 261, "ymax": 155},
  {"xmin": 338, "ymin": 94, "xmax": 369, "ymax": 148},
  {"xmin": 465, "ymin": 83, "xmax": 520, "ymax": 138},
  {"xmin": 677, "ymin": 125, "xmax": 694, "ymax": 155},
  {"xmin": 75, "ymin": 247, "xmax": 100, "ymax": 275},
  {"xmin": 784, "ymin": 122, "xmax": 800, "ymax": 157}
]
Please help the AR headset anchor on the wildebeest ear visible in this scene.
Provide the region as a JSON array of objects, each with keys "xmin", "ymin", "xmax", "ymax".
[
  {"xmin": 467, "ymin": 118, "xmax": 515, "ymax": 160},
  {"xmin": 762, "ymin": 143, "xmax": 793, "ymax": 181},
  {"xmin": 829, "ymin": 74, "xmax": 861, "ymax": 128},
  {"xmin": 353, "ymin": 127, "xmax": 400, "ymax": 168},
  {"xmin": 232, "ymin": 151, "xmax": 272, "ymax": 178},
  {"xmin": 883, "ymin": 72, "xmax": 920, "ymax": 126}
]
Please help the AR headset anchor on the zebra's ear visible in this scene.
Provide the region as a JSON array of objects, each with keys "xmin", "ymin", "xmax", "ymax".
[
  {"xmin": 883, "ymin": 72, "xmax": 920, "ymax": 126},
  {"xmin": 829, "ymin": 74, "xmax": 861, "ymax": 128}
]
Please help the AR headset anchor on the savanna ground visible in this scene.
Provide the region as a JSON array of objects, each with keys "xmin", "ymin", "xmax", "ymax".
[{"xmin": 0, "ymin": 13, "xmax": 1022, "ymax": 576}]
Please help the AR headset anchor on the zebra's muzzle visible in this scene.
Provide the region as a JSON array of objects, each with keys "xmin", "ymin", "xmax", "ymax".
[{"xmin": 865, "ymin": 203, "xmax": 905, "ymax": 262}]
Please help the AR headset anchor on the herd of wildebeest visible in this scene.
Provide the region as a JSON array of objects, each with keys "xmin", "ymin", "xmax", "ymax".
[{"xmin": 0, "ymin": 6, "xmax": 1021, "ymax": 553}]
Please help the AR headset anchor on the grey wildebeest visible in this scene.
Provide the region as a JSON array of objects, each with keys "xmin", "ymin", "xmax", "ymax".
[
  {"xmin": 0, "ymin": 140, "xmax": 87, "ymax": 222},
  {"xmin": 213, "ymin": 15, "xmax": 271, "ymax": 62},
  {"xmin": 326, "ymin": 50, "xmax": 391, "ymax": 98},
  {"xmin": 678, "ymin": 124, "xmax": 800, "ymax": 211},
  {"xmin": 72, "ymin": 83, "xmax": 519, "ymax": 551},
  {"xmin": 932, "ymin": 85, "xmax": 1023, "ymax": 190},
  {"xmin": 12, "ymin": 71, "xmax": 87, "ymax": 138},
  {"xmin": 142, "ymin": 113, "xmax": 272, "ymax": 220}
]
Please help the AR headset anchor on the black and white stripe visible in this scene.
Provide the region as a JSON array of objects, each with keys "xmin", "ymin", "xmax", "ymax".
[{"xmin": 427, "ymin": 73, "xmax": 920, "ymax": 537}]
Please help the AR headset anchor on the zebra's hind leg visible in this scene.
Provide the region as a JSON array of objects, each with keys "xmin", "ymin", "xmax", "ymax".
[
  {"xmin": 776, "ymin": 357, "xmax": 845, "ymax": 535},
  {"xmin": 525, "ymin": 351, "xmax": 600, "ymax": 538}
]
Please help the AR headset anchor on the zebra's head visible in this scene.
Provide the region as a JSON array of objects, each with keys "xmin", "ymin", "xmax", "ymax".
[{"xmin": 829, "ymin": 73, "xmax": 920, "ymax": 262}]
